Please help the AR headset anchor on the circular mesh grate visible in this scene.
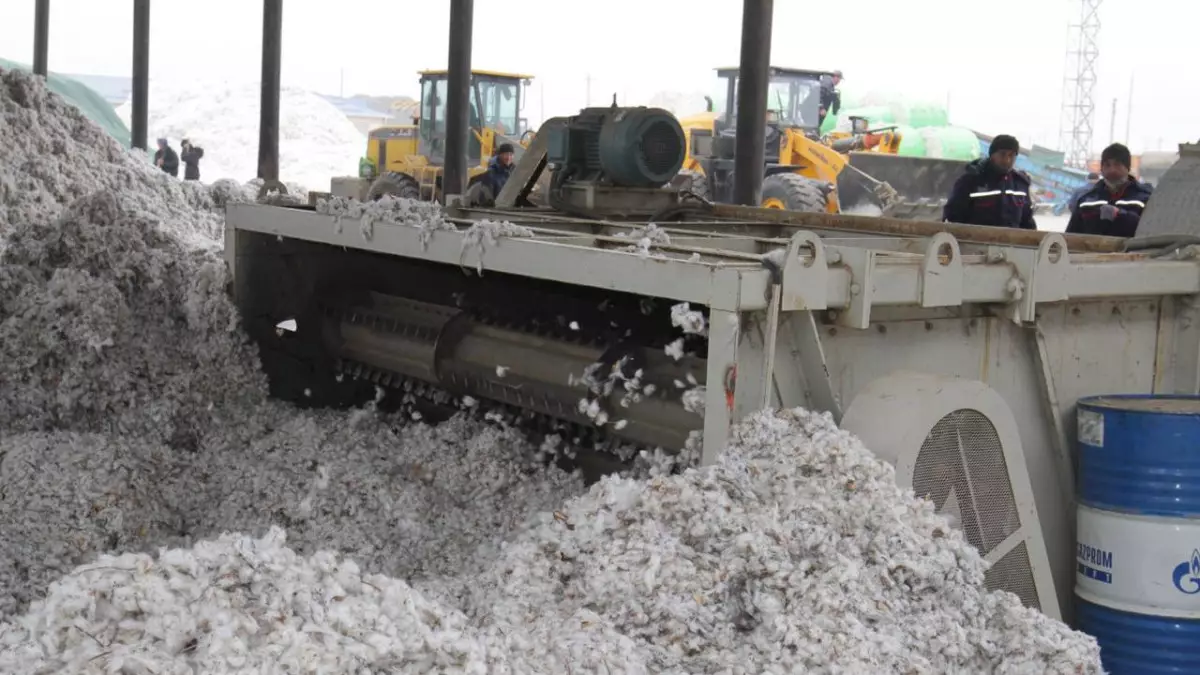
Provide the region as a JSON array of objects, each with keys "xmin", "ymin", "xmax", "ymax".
[
  {"xmin": 911, "ymin": 409, "xmax": 1021, "ymax": 555},
  {"xmin": 984, "ymin": 541, "xmax": 1041, "ymax": 610},
  {"xmin": 639, "ymin": 120, "xmax": 682, "ymax": 176}
]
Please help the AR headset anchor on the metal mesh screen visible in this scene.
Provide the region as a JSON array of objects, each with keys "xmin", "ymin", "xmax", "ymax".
[
  {"xmin": 912, "ymin": 409, "xmax": 1037, "ymax": 609},
  {"xmin": 984, "ymin": 541, "xmax": 1041, "ymax": 611},
  {"xmin": 911, "ymin": 409, "xmax": 1021, "ymax": 555}
]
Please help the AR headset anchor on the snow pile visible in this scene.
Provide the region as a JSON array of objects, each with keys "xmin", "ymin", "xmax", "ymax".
[
  {"xmin": 117, "ymin": 80, "xmax": 365, "ymax": 190},
  {"xmin": 0, "ymin": 68, "xmax": 1103, "ymax": 674}
]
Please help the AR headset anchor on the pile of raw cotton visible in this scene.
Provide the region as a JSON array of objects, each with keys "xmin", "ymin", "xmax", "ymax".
[
  {"xmin": 0, "ymin": 66, "xmax": 1103, "ymax": 673},
  {"xmin": 444, "ymin": 408, "xmax": 1102, "ymax": 673},
  {"xmin": 116, "ymin": 79, "xmax": 364, "ymax": 190},
  {"xmin": 0, "ymin": 69, "xmax": 225, "ymax": 248}
]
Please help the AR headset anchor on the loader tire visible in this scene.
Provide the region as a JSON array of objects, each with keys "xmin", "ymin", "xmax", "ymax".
[
  {"xmin": 368, "ymin": 171, "xmax": 421, "ymax": 201},
  {"xmin": 761, "ymin": 173, "xmax": 829, "ymax": 213},
  {"xmin": 672, "ymin": 168, "xmax": 709, "ymax": 200}
]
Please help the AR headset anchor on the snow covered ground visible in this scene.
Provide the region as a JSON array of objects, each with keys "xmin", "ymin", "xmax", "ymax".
[{"xmin": 115, "ymin": 79, "xmax": 364, "ymax": 191}]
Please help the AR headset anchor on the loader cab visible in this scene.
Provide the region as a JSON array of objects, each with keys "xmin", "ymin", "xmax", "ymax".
[
  {"xmin": 416, "ymin": 69, "xmax": 532, "ymax": 167},
  {"xmin": 712, "ymin": 66, "xmax": 828, "ymax": 134}
]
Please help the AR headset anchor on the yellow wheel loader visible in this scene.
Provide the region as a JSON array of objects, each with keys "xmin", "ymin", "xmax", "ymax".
[
  {"xmin": 673, "ymin": 67, "xmax": 965, "ymax": 220},
  {"xmin": 345, "ymin": 69, "xmax": 534, "ymax": 203}
]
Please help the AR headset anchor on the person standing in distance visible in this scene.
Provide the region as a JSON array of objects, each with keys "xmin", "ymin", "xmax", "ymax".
[
  {"xmin": 1066, "ymin": 143, "xmax": 1153, "ymax": 237},
  {"xmin": 180, "ymin": 138, "xmax": 205, "ymax": 181},
  {"xmin": 154, "ymin": 138, "xmax": 179, "ymax": 178},
  {"xmin": 942, "ymin": 134, "xmax": 1036, "ymax": 229},
  {"xmin": 819, "ymin": 69, "xmax": 842, "ymax": 129}
]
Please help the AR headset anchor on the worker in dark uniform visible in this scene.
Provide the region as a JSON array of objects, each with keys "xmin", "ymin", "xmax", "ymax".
[
  {"xmin": 1067, "ymin": 172, "xmax": 1100, "ymax": 215},
  {"xmin": 468, "ymin": 143, "xmax": 516, "ymax": 206},
  {"xmin": 180, "ymin": 138, "xmax": 205, "ymax": 181},
  {"xmin": 1066, "ymin": 143, "xmax": 1153, "ymax": 237},
  {"xmin": 154, "ymin": 138, "xmax": 179, "ymax": 178},
  {"xmin": 819, "ymin": 70, "xmax": 842, "ymax": 129},
  {"xmin": 942, "ymin": 134, "xmax": 1036, "ymax": 229},
  {"xmin": 483, "ymin": 143, "xmax": 515, "ymax": 196}
]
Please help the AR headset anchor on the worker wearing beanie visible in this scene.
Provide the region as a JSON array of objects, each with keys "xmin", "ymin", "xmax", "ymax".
[
  {"xmin": 471, "ymin": 142, "xmax": 516, "ymax": 206},
  {"xmin": 1066, "ymin": 143, "xmax": 1153, "ymax": 237},
  {"xmin": 943, "ymin": 134, "xmax": 1036, "ymax": 229}
]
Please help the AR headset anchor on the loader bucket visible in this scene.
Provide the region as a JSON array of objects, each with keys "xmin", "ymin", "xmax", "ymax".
[{"xmin": 839, "ymin": 152, "xmax": 968, "ymax": 221}]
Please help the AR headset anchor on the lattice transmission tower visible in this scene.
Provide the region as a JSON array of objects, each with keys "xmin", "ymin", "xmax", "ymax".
[{"xmin": 1058, "ymin": 0, "xmax": 1102, "ymax": 168}]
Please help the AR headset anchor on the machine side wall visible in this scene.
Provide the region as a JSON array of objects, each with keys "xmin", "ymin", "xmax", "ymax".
[{"xmin": 818, "ymin": 298, "xmax": 1170, "ymax": 619}]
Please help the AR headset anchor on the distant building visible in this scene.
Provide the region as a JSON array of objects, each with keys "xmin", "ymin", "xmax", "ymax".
[
  {"xmin": 1137, "ymin": 150, "xmax": 1180, "ymax": 186},
  {"xmin": 318, "ymin": 95, "xmax": 396, "ymax": 134}
]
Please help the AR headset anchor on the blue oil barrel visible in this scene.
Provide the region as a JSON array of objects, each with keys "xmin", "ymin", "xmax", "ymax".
[{"xmin": 1074, "ymin": 395, "xmax": 1200, "ymax": 674}]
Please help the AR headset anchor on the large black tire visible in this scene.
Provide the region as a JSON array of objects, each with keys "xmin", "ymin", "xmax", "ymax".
[
  {"xmin": 761, "ymin": 173, "xmax": 830, "ymax": 213},
  {"xmin": 367, "ymin": 171, "xmax": 421, "ymax": 201},
  {"xmin": 671, "ymin": 168, "xmax": 709, "ymax": 200}
]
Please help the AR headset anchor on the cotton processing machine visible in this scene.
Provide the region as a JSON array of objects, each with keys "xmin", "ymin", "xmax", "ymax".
[{"xmin": 225, "ymin": 105, "xmax": 1200, "ymax": 625}]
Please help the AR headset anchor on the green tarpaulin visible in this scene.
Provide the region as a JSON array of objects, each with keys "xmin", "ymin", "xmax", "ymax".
[{"xmin": 0, "ymin": 58, "xmax": 130, "ymax": 147}]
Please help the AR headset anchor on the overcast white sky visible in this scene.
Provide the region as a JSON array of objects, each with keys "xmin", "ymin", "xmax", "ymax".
[{"xmin": 1, "ymin": 0, "xmax": 1194, "ymax": 154}]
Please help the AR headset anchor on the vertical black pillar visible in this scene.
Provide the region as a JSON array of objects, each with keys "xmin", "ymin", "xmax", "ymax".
[
  {"xmin": 130, "ymin": 0, "xmax": 150, "ymax": 150},
  {"xmin": 732, "ymin": 0, "xmax": 773, "ymax": 206},
  {"xmin": 443, "ymin": 0, "xmax": 473, "ymax": 201},
  {"xmin": 33, "ymin": 0, "xmax": 50, "ymax": 77},
  {"xmin": 258, "ymin": 0, "xmax": 283, "ymax": 182}
]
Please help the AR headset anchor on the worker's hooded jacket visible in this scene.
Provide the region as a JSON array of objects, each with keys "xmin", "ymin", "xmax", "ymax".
[
  {"xmin": 482, "ymin": 156, "xmax": 513, "ymax": 197},
  {"xmin": 819, "ymin": 76, "xmax": 841, "ymax": 115},
  {"xmin": 181, "ymin": 145, "xmax": 205, "ymax": 180},
  {"xmin": 1065, "ymin": 178, "xmax": 1153, "ymax": 238},
  {"xmin": 155, "ymin": 145, "xmax": 180, "ymax": 178},
  {"xmin": 942, "ymin": 158, "xmax": 1036, "ymax": 229}
]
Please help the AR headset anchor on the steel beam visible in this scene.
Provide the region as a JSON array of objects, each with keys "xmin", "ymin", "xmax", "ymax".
[
  {"xmin": 732, "ymin": 0, "xmax": 773, "ymax": 206},
  {"xmin": 258, "ymin": 0, "xmax": 283, "ymax": 181},
  {"xmin": 33, "ymin": 0, "xmax": 50, "ymax": 77},
  {"xmin": 443, "ymin": 0, "xmax": 474, "ymax": 202},
  {"xmin": 130, "ymin": 0, "xmax": 150, "ymax": 150}
]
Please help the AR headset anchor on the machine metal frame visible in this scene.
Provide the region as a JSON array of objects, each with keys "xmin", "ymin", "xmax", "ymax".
[{"xmin": 226, "ymin": 200, "xmax": 1200, "ymax": 620}]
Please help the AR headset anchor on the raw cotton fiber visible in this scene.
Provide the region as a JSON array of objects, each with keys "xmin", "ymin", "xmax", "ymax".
[
  {"xmin": 0, "ymin": 68, "xmax": 225, "ymax": 248},
  {"xmin": 116, "ymin": 80, "xmax": 364, "ymax": 190},
  {"xmin": 0, "ymin": 66, "xmax": 1102, "ymax": 674}
]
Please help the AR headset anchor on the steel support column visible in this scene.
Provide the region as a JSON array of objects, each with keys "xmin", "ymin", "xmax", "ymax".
[
  {"xmin": 732, "ymin": 0, "xmax": 773, "ymax": 206},
  {"xmin": 443, "ymin": 0, "xmax": 474, "ymax": 202},
  {"xmin": 130, "ymin": 0, "xmax": 150, "ymax": 150},
  {"xmin": 258, "ymin": 0, "xmax": 283, "ymax": 181},
  {"xmin": 33, "ymin": 0, "xmax": 50, "ymax": 77}
]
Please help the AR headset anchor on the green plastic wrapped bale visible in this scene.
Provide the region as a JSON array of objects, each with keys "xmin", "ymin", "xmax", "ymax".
[
  {"xmin": 919, "ymin": 127, "xmax": 982, "ymax": 160},
  {"xmin": 844, "ymin": 105, "xmax": 901, "ymax": 126},
  {"xmin": 905, "ymin": 103, "xmax": 949, "ymax": 129},
  {"xmin": 0, "ymin": 58, "xmax": 131, "ymax": 147},
  {"xmin": 892, "ymin": 125, "xmax": 926, "ymax": 157},
  {"xmin": 820, "ymin": 113, "xmax": 839, "ymax": 135}
]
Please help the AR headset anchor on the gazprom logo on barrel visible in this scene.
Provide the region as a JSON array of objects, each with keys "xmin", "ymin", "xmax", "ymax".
[
  {"xmin": 1171, "ymin": 548, "xmax": 1200, "ymax": 595},
  {"xmin": 1077, "ymin": 542, "xmax": 1113, "ymax": 584}
]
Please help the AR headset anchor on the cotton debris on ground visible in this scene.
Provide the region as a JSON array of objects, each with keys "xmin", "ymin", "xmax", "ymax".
[
  {"xmin": 116, "ymin": 79, "xmax": 364, "ymax": 190},
  {"xmin": 0, "ymin": 67, "xmax": 1102, "ymax": 673}
]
